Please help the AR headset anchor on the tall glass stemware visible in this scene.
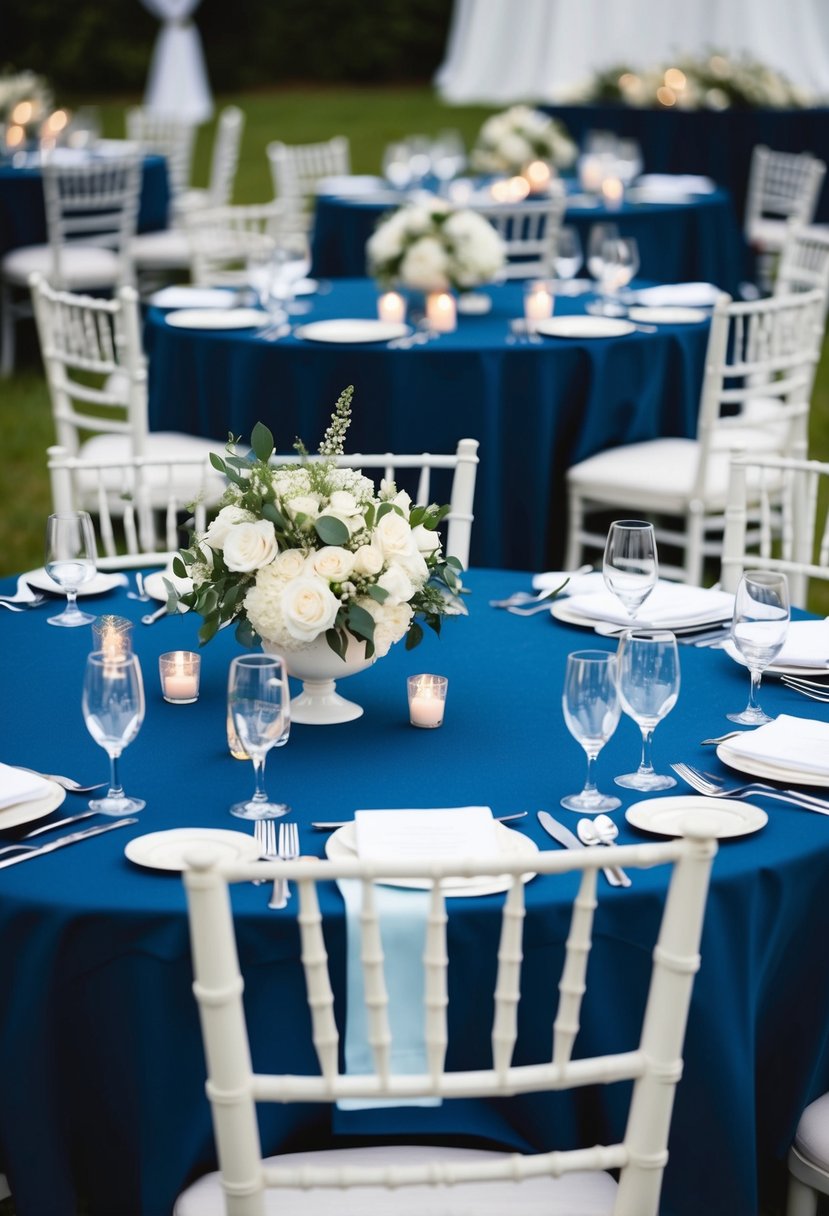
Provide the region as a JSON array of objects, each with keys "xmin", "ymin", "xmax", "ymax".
[
  {"xmin": 727, "ymin": 571, "xmax": 789, "ymax": 725},
  {"xmin": 228, "ymin": 654, "xmax": 291, "ymax": 819},
  {"xmin": 269, "ymin": 232, "xmax": 312, "ymax": 316},
  {"xmin": 586, "ymin": 222, "xmax": 620, "ymax": 283},
  {"xmin": 553, "ymin": 225, "xmax": 584, "ymax": 292},
  {"xmin": 596, "ymin": 236, "xmax": 639, "ymax": 314},
  {"xmin": 615, "ymin": 629, "xmax": 680, "ymax": 790},
  {"xmin": 82, "ymin": 652, "xmax": 146, "ymax": 814},
  {"xmin": 603, "ymin": 520, "xmax": 658, "ymax": 621},
  {"xmin": 44, "ymin": 511, "xmax": 98, "ymax": 627},
  {"xmin": 561, "ymin": 650, "xmax": 621, "ymax": 812}
]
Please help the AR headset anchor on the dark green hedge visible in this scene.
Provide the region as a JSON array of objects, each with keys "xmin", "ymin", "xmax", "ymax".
[{"xmin": 6, "ymin": 0, "xmax": 454, "ymax": 94}]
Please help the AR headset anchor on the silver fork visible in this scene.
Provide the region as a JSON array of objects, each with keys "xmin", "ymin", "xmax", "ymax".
[
  {"xmin": 252, "ymin": 819, "xmax": 275, "ymax": 884},
  {"xmin": 670, "ymin": 762, "xmax": 829, "ymax": 813},
  {"xmin": 269, "ymin": 821, "xmax": 299, "ymax": 910},
  {"xmin": 780, "ymin": 676, "xmax": 829, "ymax": 701},
  {"xmin": 126, "ymin": 572, "xmax": 150, "ymax": 602}
]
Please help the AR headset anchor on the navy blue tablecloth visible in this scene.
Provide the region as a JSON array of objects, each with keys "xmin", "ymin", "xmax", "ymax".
[
  {"xmin": 145, "ymin": 279, "xmax": 710, "ymax": 573},
  {"xmin": 310, "ymin": 185, "xmax": 744, "ymax": 295},
  {"xmin": 0, "ymin": 154, "xmax": 170, "ymax": 257},
  {"xmin": 0, "ymin": 569, "xmax": 828, "ymax": 1216}
]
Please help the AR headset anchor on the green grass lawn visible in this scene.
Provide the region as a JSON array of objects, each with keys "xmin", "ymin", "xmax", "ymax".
[{"xmin": 3, "ymin": 84, "xmax": 829, "ymax": 616}]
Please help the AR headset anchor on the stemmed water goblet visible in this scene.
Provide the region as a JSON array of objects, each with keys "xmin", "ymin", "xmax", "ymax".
[
  {"xmin": 228, "ymin": 654, "xmax": 292, "ymax": 819},
  {"xmin": 560, "ymin": 650, "xmax": 621, "ymax": 812},
  {"xmin": 382, "ymin": 141, "xmax": 413, "ymax": 191},
  {"xmin": 44, "ymin": 511, "xmax": 98, "ymax": 627},
  {"xmin": 82, "ymin": 652, "xmax": 146, "ymax": 815},
  {"xmin": 269, "ymin": 232, "xmax": 312, "ymax": 316},
  {"xmin": 553, "ymin": 225, "xmax": 584, "ymax": 292},
  {"xmin": 614, "ymin": 629, "xmax": 680, "ymax": 790},
  {"xmin": 586, "ymin": 222, "xmax": 620, "ymax": 283},
  {"xmin": 596, "ymin": 236, "xmax": 639, "ymax": 315},
  {"xmin": 603, "ymin": 520, "xmax": 658, "ymax": 621},
  {"xmin": 727, "ymin": 571, "xmax": 789, "ymax": 725}
]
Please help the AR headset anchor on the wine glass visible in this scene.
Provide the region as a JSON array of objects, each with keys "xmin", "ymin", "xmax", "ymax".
[
  {"xmin": 382, "ymin": 141, "xmax": 413, "ymax": 191},
  {"xmin": 228, "ymin": 654, "xmax": 291, "ymax": 819},
  {"xmin": 430, "ymin": 128, "xmax": 466, "ymax": 192},
  {"xmin": 553, "ymin": 226, "xmax": 584, "ymax": 292},
  {"xmin": 586, "ymin": 222, "xmax": 620, "ymax": 282},
  {"xmin": 727, "ymin": 571, "xmax": 789, "ymax": 725},
  {"xmin": 615, "ymin": 629, "xmax": 680, "ymax": 790},
  {"xmin": 82, "ymin": 652, "xmax": 146, "ymax": 815},
  {"xmin": 269, "ymin": 232, "xmax": 312, "ymax": 316},
  {"xmin": 596, "ymin": 236, "xmax": 639, "ymax": 315},
  {"xmin": 615, "ymin": 139, "xmax": 643, "ymax": 187},
  {"xmin": 44, "ymin": 511, "xmax": 98, "ymax": 627},
  {"xmin": 561, "ymin": 650, "xmax": 621, "ymax": 812},
  {"xmin": 603, "ymin": 520, "xmax": 658, "ymax": 621}
]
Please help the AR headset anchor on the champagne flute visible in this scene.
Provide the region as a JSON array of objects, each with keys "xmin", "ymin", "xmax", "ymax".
[
  {"xmin": 83, "ymin": 652, "xmax": 146, "ymax": 815},
  {"xmin": 561, "ymin": 650, "xmax": 621, "ymax": 812},
  {"xmin": 603, "ymin": 520, "xmax": 658, "ymax": 621},
  {"xmin": 615, "ymin": 630, "xmax": 680, "ymax": 790},
  {"xmin": 228, "ymin": 654, "xmax": 291, "ymax": 819},
  {"xmin": 44, "ymin": 511, "xmax": 98, "ymax": 627},
  {"xmin": 727, "ymin": 571, "xmax": 789, "ymax": 725},
  {"xmin": 553, "ymin": 225, "xmax": 584, "ymax": 293}
]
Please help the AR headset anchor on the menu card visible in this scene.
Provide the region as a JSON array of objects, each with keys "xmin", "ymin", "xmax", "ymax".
[{"xmin": 355, "ymin": 806, "xmax": 499, "ymax": 864}]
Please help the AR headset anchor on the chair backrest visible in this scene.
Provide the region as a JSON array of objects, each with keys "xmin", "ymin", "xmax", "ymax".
[
  {"xmin": 183, "ymin": 827, "xmax": 716, "ymax": 1216},
  {"xmin": 41, "ymin": 153, "xmax": 141, "ymax": 289},
  {"xmin": 693, "ymin": 287, "xmax": 826, "ymax": 500},
  {"xmin": 184, "ymin": 201, "xmax": 282, "ymax": 287},
  {"xmin": 266, "ymin": 136, "xmax": 351, "ymax": 228},
  {"xmin": 775, "ymin": 222, "xmax": 829, "ymax": 302},
  {"xmin": 47, "ymin": 444, "xmax": 218, "ymax": 567},
  {"xmin": 206, "ymin": 105, "xmax": 245, "ymax": 207},
  {"xmin": 125, "ymin": 106, "xmax": 197, "ymax": 197},
  {"xmin": 271, "ymin": 439, "xmax": 479, "ymax": 567},
  {"xmin": 744, "ymin": 145, "xmax": 826, "ymax": 242},
  {"xmin": 721, "ymin": 453, "xmax": 829, "ymax": 606},
  {"xmin": 470, "ymin": 192, "xmax": 567, "ymax": 278},
  {"xmin": 30, "ymin": 273, "xmax": 147, "ymax": 458}
]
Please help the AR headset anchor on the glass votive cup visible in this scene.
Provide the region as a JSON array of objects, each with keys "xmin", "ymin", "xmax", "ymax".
[
  {"xmin": 91, "ymin": 615, "xmax": 134, "ymax": 658},
  {"xmin": 159, "ymin": 651, "xmax": 201, "ymax": 704},
  {"xmin": 407, "ymin": 674, "xmax": 448, "ymax": 729},
  {"xmin": 523, "ymin": 279, "xmax": 554, "ymax": 332},
  {"xmin": 377, "ymin": 290, "xmax": 407, "ymax": 324}
]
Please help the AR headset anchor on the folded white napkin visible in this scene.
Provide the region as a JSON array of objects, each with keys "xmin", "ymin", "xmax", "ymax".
[
  {"xmin": 724, "ymin": 619, "xmax": 829, "ymax": 669},
  {"xmin": 0, "ymin": 764, "xmax": 52, "ymax": 811},
  {"xmin": 632, "ymin": 282, "xmax": 723, "ymax": 307},
  {"xmin": 532, "ymin": 570, "xmax": 605, "ymax": 597},
  {"xmin": 148, "ymin": 286, "xmax": 236, "ymax": 310},
  {"xmin": 723, "ymin": 714, "xmax": 829, "ymax": 777},
  {"xmin": 316, "ymin": 174, "xmax": 385, "ymax": 196},
  {"xmin": 635, "ymin": 174, "xmax": 716, "ymax": 195},
  {"xmin": 564, "ymin": 580, "xmax": 734, "ymax": 627}
]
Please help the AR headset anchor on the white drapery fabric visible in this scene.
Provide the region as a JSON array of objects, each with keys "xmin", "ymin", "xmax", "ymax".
[
  {"xmin": 435, "ymin": 0, "xmax": 829, "ymax": 103},
  {"xmin": 140, "ymin": 0, "xmax": 213, "ymax": 123}
]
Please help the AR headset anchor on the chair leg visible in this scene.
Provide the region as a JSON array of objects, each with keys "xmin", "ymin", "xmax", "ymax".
[
  {"xmin": 1, "ymin": 283, "xmax": 16, "ymax": 378},
  {"xmin": 786, "ymin": 1174, "xmax": 818, "ymax": 1216},
  {"xmin": 565, "ymin": 488, "xmax": 584, "ymax": 571},
  {"xmin": 684, "ymin": 511, "xmax": 704, "ymax": 587}
]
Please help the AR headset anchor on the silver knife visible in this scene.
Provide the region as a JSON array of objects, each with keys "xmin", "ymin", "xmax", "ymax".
[
  {"xmin": 0, "ymin": 817, "xmax": 137, "ymax": 869},
  {"xmin": 537, "ymin": 810, "xmax": 623, "ymax": 887},
  {"xmin": 310, "ymin": 811, "xmax": 528, "ymax": 831}
]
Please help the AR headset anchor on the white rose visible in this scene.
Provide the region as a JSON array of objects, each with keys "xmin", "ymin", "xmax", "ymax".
[
  {"xmin": 204, "ymin": 505, "xmax": 256, "ymax": 551},
  {"xmin": 286, "ymin": 494, "xmax": 321, "ymax": 528},
  {"xmin": 307, "ymin": 546, "xmax": 355, "ymax": 583},
  {"xmin": 374, "ymin": 510, "xmax": 419, "ymax": 562},
  {"xmin": 270, "ymin": 548, "xmax": 307, "ymax": 579},
  {"xmin": 281, "ymin": 576, "xmax": 341, "ymax": 642},
  {"xmin": 393, "ymin": 548, "xmax": 430, "ymax": 585},
  {"xmin": 222, "ymin": 520, "xmax": 279, "ymax": 573},
  {"xmin": 378, "ymin": 563, "xmax": 416, "ymax": 605},
  {"xmin": 411, "ymin": 523, "xmax": 442, "ymax": 556},
  {"xmin": 367, "ymin": 222, "xmax": 404, "ymax": 266},
  {"xmin": 399, "ymin": 236, "xmax": 451, "ymax": 292},
  {"xmin": 361, "ymin": 598, "xmax": 414, "ymax": 657},
  {"xmin": 500, "ymin": 132, "xmax": 532, "ymax": 168},
  {"xmin": 353, "ymin": 543, "xmax": 384, "ymax": 576},
  {"xmin": 326, "ymin": 490, "xmax": 364, "ymax": 535}
]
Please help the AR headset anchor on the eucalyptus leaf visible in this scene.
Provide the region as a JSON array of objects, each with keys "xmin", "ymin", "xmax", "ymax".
[
  {"xmin": 315, "ymin": 514, "xmax": 350, "ymax": 546},
  {"xmin": 405, "ymin": 621, "xmax": 424, "ymax": 651},
  {"xmin": 347, "ymin": 601, "xmax": 375, "ymax": 642},
  {"xmin": 367, "ymin": 584, "xmax": 389, "ymax": 604},
  {"xmin": 251, "ymin": 421, "xmax": 275, "ymax": 463},
  {"xmin": 235, "ymin": 618, "xmax": 258, "ymax": 648},
  {"xmin": 172, "ymin": 555, "xmax": 188, "ymax": 578},
  {"xmin": 326, "ymin": 627, "xmax": 346, "ymax": 660},
  {"xmin": 199, "ymin": 614, "xmax": 221, "ymax": 645}
]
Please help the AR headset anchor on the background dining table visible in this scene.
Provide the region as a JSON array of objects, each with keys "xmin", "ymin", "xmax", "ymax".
[
  {"xmin": 310, "ymin": 180, "xmax": 745, "ymax": 294},
  {"xmin": 0, "ymin": 568, "xmax": 828, "ymax": 1216},
  {"xmin": 144, "ymin": 278, "xmax": 712, "ymax": 572}
]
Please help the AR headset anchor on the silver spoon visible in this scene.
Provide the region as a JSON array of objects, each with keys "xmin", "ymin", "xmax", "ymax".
[
  {"xmin": 127, "ymin": 572, "xmax": 150, "ymax": 601},
  {"xmin": 593, "ymin": 815, "xmax": 632, "ymax": 887},
  {"xmin": 141, "ymin": 605, "xmax": 168, "ymax": 625},
  {"xmin": 577, "ymin": 818, "xmax": 630, "ymax": 888}
]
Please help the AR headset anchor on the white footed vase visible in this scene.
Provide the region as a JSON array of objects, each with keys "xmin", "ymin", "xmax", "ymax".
[{"xmin": 262, "ymin": 633, "xmax": 376, "ymax": 725}]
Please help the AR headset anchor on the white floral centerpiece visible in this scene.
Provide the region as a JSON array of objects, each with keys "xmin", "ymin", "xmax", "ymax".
[
  {"xmin": 366, "ymin": 198, "xmax": 505, "ymax": 293},
  {"xmin": 471, "ymin": 105, "xmax": 577, "ymax": 176},
  {"xmin": 0, "ymin": 70, "xmax": 52, "ymax": 126},
  {"xmin": 172, "ymin": 386, "xmax": 464, "ymax": 667}
]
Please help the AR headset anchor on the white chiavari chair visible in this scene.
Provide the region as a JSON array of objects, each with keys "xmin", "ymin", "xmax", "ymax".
[
  {"xmin": 745, "ymin": 146, "xmax": 826, "ymax": 292},
  {"xmin": 175, "ymin": 105, "xmax": 246, "ymax": 218},
  {"xmin": 470, "ymin": 192, "xmax": 567, "ymax": 279},
  {"xmin": 266, "ymin": 136, "xmax": 351, "ymax": 232}
]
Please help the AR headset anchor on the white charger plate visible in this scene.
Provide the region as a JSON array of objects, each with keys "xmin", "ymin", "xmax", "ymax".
[
  {"xmin": 716, "ymin": 742, "xmax": 829, "ymax": 789},
  {"xmin": 626, "ymin": 795, "xmax": 767, "ymax": 839},
  {"xmin": 125, "ymin": 828, "xmax": 262, "ymax": 872},
  {"xmin": 24, "ymin": 567, "xmax": 126, "ymax": 597},
  {"xmin": 721, "ymin": 638, "xmax": 829, "ymax": 679},
  {"xmin": 165, "ymin": 308, "xmax": 269, "ymax": 330},
  {"xmin": 627, "ymin": 306, "xmax": 708, "ymax": 325},
  {"xmin": 143, "ymin": 570, "xmax": 193, "ymax": 602},
  {"xmin": 294, "ymin": 319, "xmax": 410, "ymax": 344},
  {"xmin": 325, "ymin": 821, "xmax": 538, "ymax": 896},
  {"xmin": 535, "ymin": 316, "xmax": 636, "ymax": 339},
  {"xmin": 148, "ymin": 287, "xmax": 237, "ymax": 310},
  {"xmin": 0, "ymin": 779, "xmax": 65, "ymax": 830},
  {"xmin": 550, "ymin": 598, "xmax": 730, "ymax": 633}
]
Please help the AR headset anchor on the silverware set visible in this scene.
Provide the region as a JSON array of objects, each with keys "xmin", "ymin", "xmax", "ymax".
[
  {"xmin": 670, "ymin": 762, "xmax": 829, "ymax": 814},
  {"xmin": 253, "ymin": 821, "xmax": 300, "ymax": 908},
  {"xmin": 780, "ymin": 675, "xmax": 829, "ymax": 702},
  {"xmin": 0, "ymin": 817, "xmax": 137, "ymax": 869}
]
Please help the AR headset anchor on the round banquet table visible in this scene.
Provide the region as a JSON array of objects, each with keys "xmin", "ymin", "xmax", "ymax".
[
  {"xmin": 0, "ymin": 568, "xmax": 828, "ymax": 1216},
  {"xmin": 144, "ymin": 278, "xmax": 711, "ymax": 573},
  {"xmin": 0, "ymin": 152, "xmax": 170, "ymax": 258},
  {"xmin": 310, "ymin": 182, "xmax": 744, "ymax": 294}
]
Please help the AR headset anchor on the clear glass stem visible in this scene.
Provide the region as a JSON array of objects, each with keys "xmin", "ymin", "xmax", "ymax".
[
  {"xmin": 582, "ymin": 750, "xmax": 600, "ymax": 796},
  {"xmin": 637, "ymin": 727, "xmax": 656, "ymax": 777},
  {"xmin": 746, "ymin": 668, "xmax": 764, "ymax": 713},
  {"xmin": 250, "ymin": 753, "xmax": 269, "ymax": 802},
  {"xmin": 107, "ymin": 750, "xmax": 124, "ymax": 799}
]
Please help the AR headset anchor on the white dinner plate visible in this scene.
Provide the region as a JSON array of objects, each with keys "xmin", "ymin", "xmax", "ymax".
[
  {"xmin": 535, "ymin": 316, "xmax": 636, "ymax": 339},
  {"xmin": 627, "ymin": 306, "xmax": 709, "ymax": 325},
  {"xmin": 0, "ymin": 779, "xmax": 66, "ymax": 830},
  {"xmin": 716, "ymin": 742, "xmax": 829, "ymax": 789},
  {"xmin": 624, "ymin": 187, "xmax": 693, "ymax": 205},
  {"xmin": 325, "ymin": 821, "xmax": 538, "ymax": 896},
  {"xmin": 721, "ymin": 639, "xmax": 829, "ymax": 678},
  {"xmin": 294, "ymin": 319, "xmax": 410, "ymax": 344},
  {"xmin": 24, "ymin": 567, "xmax": 126, "ymax": 597},
  {"xmin": 124, "ymin": 828, "xmax": 262, "ymax": 872},
  {"xmin": 143, "ymin": 570, "xmax": 193, "ymax": 602},
  {"xmin": 147, "ymin": 287, "xmax": 237, "ymax": 310},
  {"xmin": 550, "ymin": 597, "xmax": 730, "ymax": 633},
  {"xmin": 165, "ymin": 308, "xmax": 269, "ymax": 330},
  {"xmin": 626, "ymin": 795, "xmax": 767, "ymax": 839}
]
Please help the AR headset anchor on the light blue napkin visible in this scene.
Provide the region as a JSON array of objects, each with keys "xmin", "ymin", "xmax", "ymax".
[{"xmin": 337, "ymin": 878, "xmax": 442, "ymax": 1109}]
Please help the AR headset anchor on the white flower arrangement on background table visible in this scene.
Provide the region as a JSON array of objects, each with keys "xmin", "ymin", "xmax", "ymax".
[
  {"xmin": 366, "ymin": 198, "xmax": 506, "ymax": 294},
  {"xmin": 0, "ymin": 69, "xmax": 52, "ymax": 125},
  {"xmin": 470, "ymin": 105, "xmax": 577, "ymax": 175},
  {"xmin": 172, "ymin": 386, "xmax": 464, "ymax": 658}
]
